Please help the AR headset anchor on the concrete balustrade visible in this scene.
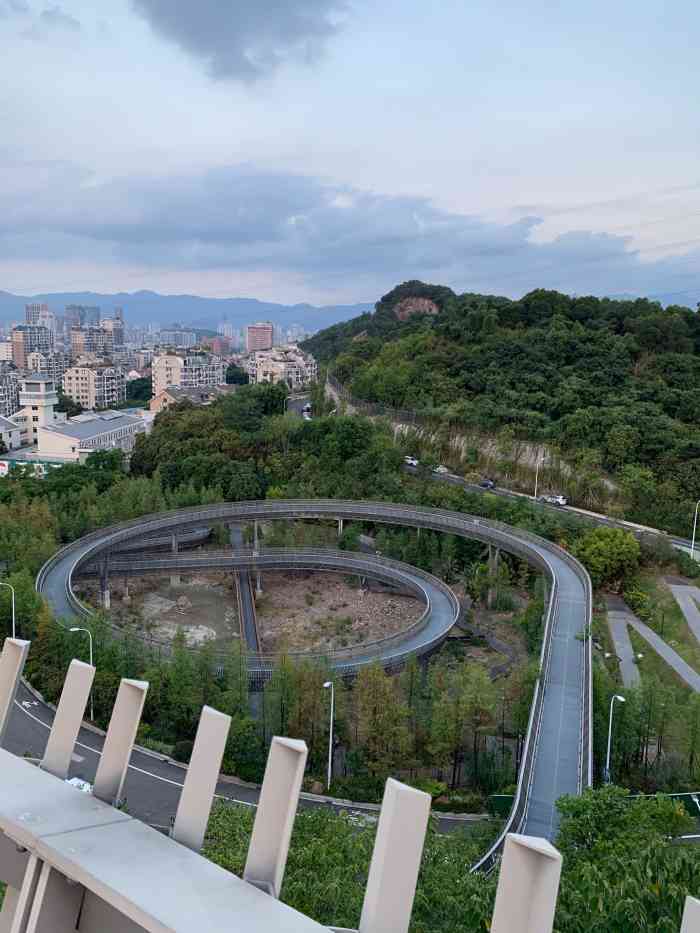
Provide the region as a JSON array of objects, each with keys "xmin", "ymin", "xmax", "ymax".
[{"xmin": 4, "ymin": 635, "xmax": 691, "ymax": 933}]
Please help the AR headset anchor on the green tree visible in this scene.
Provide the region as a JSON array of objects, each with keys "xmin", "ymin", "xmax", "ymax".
[{"xmin": 573, "ymin": 526, "xmax": 640, "ymax": 588}]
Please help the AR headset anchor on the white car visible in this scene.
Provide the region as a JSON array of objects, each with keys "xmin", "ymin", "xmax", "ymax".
[
  {"xmin": 433, "ymin": 465, "xmax": 449, "ymax": 475},
  {"xmin": 404, "ymin": 456, "xmax": 419, "ymax": 467},
  {"xmin": 539, "ymin": 494, "xmax": 568, "ymax": 507}
]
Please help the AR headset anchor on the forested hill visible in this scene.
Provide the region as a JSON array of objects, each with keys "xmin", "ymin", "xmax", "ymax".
[{"xmin": 302, "ymin": 282, "xmax": 700, "ymax": 532}]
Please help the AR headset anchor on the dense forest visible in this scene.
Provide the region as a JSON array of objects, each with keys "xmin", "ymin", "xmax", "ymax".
[{"xmin": 303, "ymin": 283, "xmax": 700, "ymax": 534}]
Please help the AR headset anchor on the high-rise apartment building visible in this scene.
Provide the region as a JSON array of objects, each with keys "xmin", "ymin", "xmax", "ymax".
[
  {"xmin": 25, "ymin": 303, "xmax": 55, "ymax": 332},
  {"xmin": 246, "ymin": 322, "xmax": 274, "ymax": 352},
  {"xmin": 100, "ymin": 317, "xmax": 125, "ymax": 349},
  {"xmin": 0, "ymin": 369, "xmax": 20, "ymax": 418},
  {"xmin": 63, "ymin": 365, "xmax": 127, "ymax": 410},
  {"xmin": 65, "ymin": 305, "xmax": 101, "ymax": 328},
  {"xmin": 70, "ymin": 325, "xmax": 112, "ymax": 357},
  {"xmin": 0, "ymin": 341, "xmax": 12, "ymax": 362},
  {"xmin": 11, "ymin": 325, "xmax": 54, "ymax": 369},
  {"xmin": 25, "ymin": 351, "xmax": 71, "ymax": 387},
  {"xmin": 151, "ymin": 352, "xmax": 225, "ymax": 397},
  {"xmin": 159, "ymin": 329, "xmax": 198, "ymax": 348}
]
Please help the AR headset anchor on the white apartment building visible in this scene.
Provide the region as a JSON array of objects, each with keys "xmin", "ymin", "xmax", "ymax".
[
  {"xmin": 245, "ymin": 345, "xmax": 318, "ymax": 389},
  {"xmin": 0, "ymin": 340, "xmax": 13, "ymax": 362},
  {"xmin": 25, "ymin": 351, "xmax": 71, "ymax": 387},
  {"xmin": 151, "ymin": 352, "xmax": 225, "ymax": 397},
  {"xmin": 0, "ymin": 370, "xmax": 20, "ymax": 418},
  {"xmin": 63, "ymin": 365, "xmax": 127, "ymax": 410}
]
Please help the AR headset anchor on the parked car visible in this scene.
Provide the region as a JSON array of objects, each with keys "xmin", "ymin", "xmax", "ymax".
[
  {"xmin": 479, "ymin": 478, "xmax": 496, "ymax": 489},
  {"xmin": 404, "ymin": 456, "xmax": 419, "ymax": 467},
  {"xmin": 433, "ymin": 465, "xmax": 449, "ymax": 475},
  {"xmin": 539, "ymin": 494, "xmax": 568, "ymax": 506}
]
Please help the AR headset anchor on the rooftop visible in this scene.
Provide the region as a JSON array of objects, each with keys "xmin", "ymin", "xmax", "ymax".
[{"xmin": 43, "ymin": 410, "xmax": 143, "ymax": 441}]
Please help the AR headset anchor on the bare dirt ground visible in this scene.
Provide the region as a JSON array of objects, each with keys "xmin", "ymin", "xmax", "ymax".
[
  {"xmin": 75, "ymin": 573, "xmax": 240, "ymax": 648},
  {"xmin": 254, "ymin": 571, "xmax": 423, "ymax": 654}
]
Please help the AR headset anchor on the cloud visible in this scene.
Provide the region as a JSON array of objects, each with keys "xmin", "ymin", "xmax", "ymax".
[
  {"xmin": 18, "ymin": 3, "xmax": 80, "ymax": 38},
  {"xmin": 0, "ymin": 157, "xmax": 698, "ymax": 305},
  {"xmin": 131, "ymin": 0, "xmax": 346, "ymax": 81}
]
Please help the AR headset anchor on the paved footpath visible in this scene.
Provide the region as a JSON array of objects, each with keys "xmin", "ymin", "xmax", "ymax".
[
  {"xmin": 606, "ymin": 595, "xmax": 700, "ymax": 693},
  {"xmin": 605, "ymin": 596, "xmax": 641, "ymax": 687},
  {"xmin": 669, "ymin": 585, "xmax": 700, "ymax": 645}
]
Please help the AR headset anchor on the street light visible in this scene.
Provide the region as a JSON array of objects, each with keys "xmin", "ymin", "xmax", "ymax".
[
  {"xmin": 534, "ymin": 456, "xmax": 545, "ymax": 500},
  {"xmin": 605, "ymin": 694, "xmax": 625, "ymax": 784},
  {"xmin": 0, "ymin": 582, "xmax": 16, "ymax": 639},
  {"xmin": 70, "ymin": 627, "xmax": 94, "ymax": 722},
  {"xmin": 692, "ymin": 500, "xmax": 700, "ymax": 561},
  {"xmin": 323, "ymin": 680, "xmax": 334, "ymax": 791}
]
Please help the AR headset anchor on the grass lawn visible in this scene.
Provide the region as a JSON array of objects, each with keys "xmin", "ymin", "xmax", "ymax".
[{"xmin": 630, "ymin": 572, "xmax": 700, "ymax": 675}]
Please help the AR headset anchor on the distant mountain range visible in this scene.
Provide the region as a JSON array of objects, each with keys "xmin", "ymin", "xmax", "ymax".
[{"xmin": 0, "ymin": 290, "xmax": 372, "ymax": 332}]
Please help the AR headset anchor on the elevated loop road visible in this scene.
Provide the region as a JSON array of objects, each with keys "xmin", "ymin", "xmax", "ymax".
[{"xmin": 36, "ymin": 499, "xmax": 593, "ymax": 856}]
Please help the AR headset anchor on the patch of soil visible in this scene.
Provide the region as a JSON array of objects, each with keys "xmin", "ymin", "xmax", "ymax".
[{"xmin": 255, "ymin": 571, "xmax": 423, "ymax": 653}]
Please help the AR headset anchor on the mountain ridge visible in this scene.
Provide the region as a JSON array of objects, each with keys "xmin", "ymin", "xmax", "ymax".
[{"xmin": 0, "ymin": 289, "xmax": 372, "ymax": 330}]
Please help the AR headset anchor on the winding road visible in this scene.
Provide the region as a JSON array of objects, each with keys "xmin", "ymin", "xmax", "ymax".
[{"xmin": 28, "ymin": 498, "xmax": 592, "ymax": 855}]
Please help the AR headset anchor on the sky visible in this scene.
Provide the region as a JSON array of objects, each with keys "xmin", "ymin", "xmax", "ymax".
[{"xmin": 1, "ymin": 0, "xmax": 699, "ymax": 307}]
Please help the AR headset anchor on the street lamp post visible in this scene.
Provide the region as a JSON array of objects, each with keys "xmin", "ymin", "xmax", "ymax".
[
  {"xmin": 692, "ymin": 500, "xmax": 700, "ymax": 561},
  {"xmin": 605, "ymin": 694, "xmax": 625, "ymax": 783},
  {"xmin": 534, "ymin": 456, "xmax": 545, "ymax": 500},
  {"xmin": 70, "ymin": 627, "xmax": 94, "ymax": 722},
  {"xmin": 323, "ymin": 680, "xmax": 334, "ymax": 791},
  {"xmin": 0, "ymin": 582, "xmax": 16, "ymax": 639}
]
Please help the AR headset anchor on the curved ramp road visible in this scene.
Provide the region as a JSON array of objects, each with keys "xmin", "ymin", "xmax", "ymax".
[{"xmin": 35, "ymin": 499, "xmax": 592, "ymax": 845}]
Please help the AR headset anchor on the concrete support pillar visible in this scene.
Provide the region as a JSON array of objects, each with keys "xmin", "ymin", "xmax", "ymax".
[
  {"xmin": 93, "ymin": 678, "xmax": 148, "ymax": 807},
  {"xmin": 122, "ymin": 579, "xmax": 130, "ymax": 604},
  {"xmin": 256, "ymin": 572, "xmax": 263, "ymax": 596},
  {"xmin": 170, "ymin": 533, "xmax": 180, "ymax": 586},
  {"xmin": 0, "ymin": 637, "xmax": 30, "ymax": 749},
  {"xmin": 338, "ymin": 518, "xmax": 344, "ymax": 538},
  {"xmin": 244, "ymin": 737, "xmax": 308, "ymax": 898},
  {"xmin": 490, "ymin": 834, "xmax": 562, "ymax": 933},
  {"xmin": 682, "ymin": 897, "xmax": 700, "ymax": 932},
  {"xmin": 359, "ymin": 779, "xmax": 430, "ymax": 933},
  {"xmin": 41, "ymin": 659, "xmax": 95, "ymax": 780},
  {"xmin": 417, "ymin": 527, "xmax": 421, "ymax": 539},
  {"xmin": 253, "ymin": 520, "xmax": 259, "ymax": 554},
  {"xmin": 100, "ymin": 555, "xmax": 110, "ymax": 610},
  {"xmin": 487, "ymin": 545, "xmax": 500, "ymax": 610},
  {"xmin": 171, "ymin": 706, "xmax": 231, "ymax": 852},
  {"xmin": 1, "ymin": 852, "xmax": 42, "ymax": 933}
]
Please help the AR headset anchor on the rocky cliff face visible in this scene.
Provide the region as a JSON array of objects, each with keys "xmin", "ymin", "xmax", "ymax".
[{"xmin": 393, "ymin": 296, "xmax": 440, "ymax": 321}]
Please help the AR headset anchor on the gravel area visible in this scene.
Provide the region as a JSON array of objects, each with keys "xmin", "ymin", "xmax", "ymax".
[{"xmin": 254, "ymin": 570, "xmax": 423, "ymax": 653}]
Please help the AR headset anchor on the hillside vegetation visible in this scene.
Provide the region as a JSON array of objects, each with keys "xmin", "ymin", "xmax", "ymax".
[{"xmin": 303, "ymin": 282, "xmax": 700, "ymax": 534}]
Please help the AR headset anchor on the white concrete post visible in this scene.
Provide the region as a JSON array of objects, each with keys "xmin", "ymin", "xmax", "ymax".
[
  {"xmin": 682, "ymin": 896, "xmax": 700, "ymax": 932},
  {"xmin": 41, "ymin": 659, "xmax": 95, "ymax": 780},
  {"xmin": 93, "ymin": 679, "xmax": 148, "ymax": 806},
  {"xmin": 490, "ymin": 834, "xmax": 562, "ymax": 933},
  {"xmin": 338, "ymin": 518, "xmax": 344, "ymax": 538},
  {"xmin": 0, "ymin": 638, "xmax": 30, "ymax": 749},
  {"xmin": 25, "ymin": 861, "xmax": 83, "ymax": 933},
  {"xmin": 171, "ymin": 706, "xmax": 231, "ymax": 852},
  {"xmin": 256, "ymin": 572, "xmax": 262, "ymax": 596},
  {"xmin": 1, "ymin": 852, "xmax": 41, "ymax": 933},
  {"xmin": 359, "ymin": 779, "xmax": 430, "ymax": 933},
  {"xmin": 243, "ymin": 736, "xmax": 307, "ymax": 898}
]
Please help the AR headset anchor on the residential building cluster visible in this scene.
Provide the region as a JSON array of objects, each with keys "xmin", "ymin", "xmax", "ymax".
[{"xmin": 0, "ymin": 300, "xmax": 318, "ymax": 471}]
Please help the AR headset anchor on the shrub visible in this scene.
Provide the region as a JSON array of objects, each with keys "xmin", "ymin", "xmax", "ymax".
[{"xmin": 172, "ymin": 739, "xmax": 194, "ymax": 763}]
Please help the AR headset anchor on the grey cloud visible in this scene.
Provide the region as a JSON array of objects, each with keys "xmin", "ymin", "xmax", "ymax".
[
  {"xmin": 131, "ymin": 0, "xmax": 345, "ymax": 80},
  {"xmin": 0, "ymin": 158, "xmax": 698, "ymax": 305}
]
